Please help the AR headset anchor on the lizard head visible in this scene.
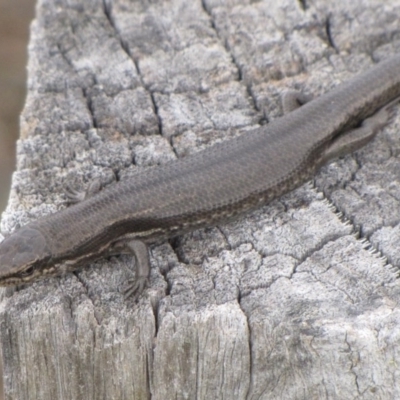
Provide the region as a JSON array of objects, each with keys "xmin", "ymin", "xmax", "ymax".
[{"xmin": 0, "ymin": 227, "xmax": 52, "ymax": 286}]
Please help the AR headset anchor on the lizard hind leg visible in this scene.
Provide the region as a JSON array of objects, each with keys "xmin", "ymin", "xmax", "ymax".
[
  {"xmin": 282, "ymin": 91, "xmax": 314, "ymax": 113},
  {"xmin": 64, "ymin": 178, "xmax": 102, "ymax": 204},
  {"xmin": 317, "ymin": 97, "xmax": 400, "ymax": 167}
]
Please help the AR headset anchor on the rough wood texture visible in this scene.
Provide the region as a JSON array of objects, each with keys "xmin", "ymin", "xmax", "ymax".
[{"xmin": 1, "ymin": 0, "xmax": 400, "ymax": 399}]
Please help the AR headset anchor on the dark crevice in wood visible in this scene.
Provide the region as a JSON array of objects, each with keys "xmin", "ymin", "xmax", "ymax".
[
  {"xmin": 199, "ymin": 0, "xmax": 261, "ymax": 115},
  {"xmin": 82, "ymin": 87, "xmax": 97, "ymax": 129},
  {"xmin": 325, "ymin": 15, "xmax": 338, "ymax": 51},
  {"xmin": 298, "ymin": 0, "xmax": 308, "ymax": 11},
  {"xmin": 100, "ymin": 0, "xmax": 166, "ymax": 148}
]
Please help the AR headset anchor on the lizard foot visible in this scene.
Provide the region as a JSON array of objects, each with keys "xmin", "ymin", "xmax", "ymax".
[
  {"xmin": 64, "ymin": 179, "xmax": 102, "ymax": 204},
  {"xmin": 121, "ymin": 277, "xmax": 149, "ymax": 301}
]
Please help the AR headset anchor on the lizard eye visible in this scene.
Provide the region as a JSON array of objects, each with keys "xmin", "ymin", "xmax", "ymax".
[{"xmin": 21, "ymin": 266, "xmax": 34, "ymax": 277}]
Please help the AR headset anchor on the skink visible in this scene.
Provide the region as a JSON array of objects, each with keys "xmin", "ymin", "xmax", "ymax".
[{"xmin": 1, "ymin": 54, "xmax": 400, "ymax": 298}]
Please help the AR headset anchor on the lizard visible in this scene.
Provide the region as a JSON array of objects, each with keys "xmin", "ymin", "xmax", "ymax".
[{"xmin": 0, "ymin": 54, "xmax": 400, "ymax": 299}]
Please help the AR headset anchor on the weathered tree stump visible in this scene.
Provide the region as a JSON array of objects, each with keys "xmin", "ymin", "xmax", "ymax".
[{"xmin": 1, "ymin": 0, "xmax": 400, "ymax": 399}]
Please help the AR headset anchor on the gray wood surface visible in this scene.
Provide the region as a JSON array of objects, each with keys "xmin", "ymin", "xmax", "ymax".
[{"xmin": 2, "ymin": 0, "xmax": 400, "ymax": 399}]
